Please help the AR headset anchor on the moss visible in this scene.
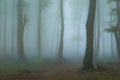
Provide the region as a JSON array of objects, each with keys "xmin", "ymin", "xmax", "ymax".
[
  {"xmin": 82, "ymin": 72, "xmax": 120, "ymax": 80},
  {"xmin": 0, "ymin": 59, "xmax": 54, "ymax": 73}
]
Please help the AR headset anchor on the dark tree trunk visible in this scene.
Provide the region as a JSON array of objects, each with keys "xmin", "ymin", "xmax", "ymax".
[
  {"xmin": 58, "ymin": 0, "xmax": 64, "ymax": 60},
  {"xmin": 113, "ymin": 0, "xmax": 120, "ymax": 60},
  {"xmin": 4, "ymin": 0, "xmax": 7, "ymax": 56},
  {"xmin": 12, "ymin": 0, "xmax": 15, "ymax": 55},
  {"xmin": 116, "ymin": 0, "xmax": 120, "ymax": 59},
  {"xmin": 37, "ymin": 0, "xmax": 42, "ymax": 58},
  {"xmin": 83, "ymin": 0, "xmax": 96, "ymax": 70},
  {"xmin": 17, "ymin": 0, "xmax": 26, "ymax": 61},
  {"xmin": 109, "ymin": 3, "xmax": 114, "ymax": 60},
  {"xmin": 114, "ymin": 32, "xmax": 120, "ymax": 58}
]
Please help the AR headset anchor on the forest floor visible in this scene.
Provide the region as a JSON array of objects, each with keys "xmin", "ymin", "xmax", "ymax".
[{"xmin": 0, "ymin": 59, "xmax": 120, "ymax": 80}]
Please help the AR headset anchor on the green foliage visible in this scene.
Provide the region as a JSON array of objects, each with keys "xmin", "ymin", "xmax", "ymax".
[
  {"xmin": 88, "ymin": 72, "xmax": 112, "ymax": 80},
  {"xmin": 108, "ymin": 0, "xmax": 120, "ymax": 14},
  {"xmin": 22, "ymin": 0, "xmax": 30, "ymax": 10},
  {"xmin": 112, "ymin": 8, "xmax": 118, "ymax": 12},
  {"xmin": 39, "ymin": 0, "xmax": 52, "ymax": 11},
  {"xmin": 108, "ymin": 0, "xmax": 120, "ymax": 15},
  {"xmin": 107, "ymin": 0, "xmax": 120, "ymax": 32},
  {"xmin": 110, "ymin": 8, "xmax": 120, "ymax": 15},
  {"xmin": 108, "ymin": 0, "xmax": 120, "ymax": 3},
  {"xmin": 105, "ymin": 26, "xmax": 120, "ymax": 32}
]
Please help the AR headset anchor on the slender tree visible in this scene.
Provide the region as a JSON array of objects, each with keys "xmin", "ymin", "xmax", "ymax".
[
  {"xmin": 58, "ymin": 0, "xmax": 64, "ymax": 60},
  {"xmin": 116, "ymin": 0, "xmax": 120, "ymax": 59},
  {"xmin": 17, "ymin": 0, "xmax": 26, "ymax": 61},
  {"xmin": 3, "ymin": 0, "xmax": 7, "ymax": 56},
  {"xmin": 37, "ymin": 0, "xmax": 50, "ymax": 57},
  {"xmin": 106, "ymin": 0, "xmax": 120, "ymax": 60},
  {"xmin": 37, "ymin": 0, "xmax": 42, "ymax": 57},
  {"xmin": 109, "ymin": 3, "xmax": 114, "ymax": 60},
  {"xmin": 11, "ymin": 0, "xmax": 16, "ymax": 55},
  {"xmin": 0, "ymin": 0, "xmax": 2, "ymax": 56},
  {"xmin": 83, "ymin": 0, "xmax": 96, "ymax": 70},
  {"xmin": 94, "ymin": 0, "xmax": 100, "ymax": 66}
]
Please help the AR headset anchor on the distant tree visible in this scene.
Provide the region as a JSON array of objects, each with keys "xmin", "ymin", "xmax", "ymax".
[
  {"xmin": 37, "ymin": 0, "xmax": 50, "ymax": 57},
  {"xmin": 115, "ymin": 0, "xmax": 120, "ymax": 59},
  {"xmin": 83, "ymin": 0, "xmax": 96, "ymax": 70},
  {"xmin": 17, "ymin": 0, "xmax": 27, "ymax": 61},
  {"xmin": 109, "ymin": 3, "xmax": 114, "ymax": 60},
  {"xmin": 58, "ymin": 0, "xmax": 64, "ymax": 61},
  {"xmin": 3, "ymin": 0, "xmax": 7, "ymax": 56},
  {"xmin": 11, "ymin": 0, "xmax": 16, "ymax": 55},
  {"xmin": 105, "ymin": 0, "xmax": 120, "ymax": 60},
  {"xmin": 94, "ymin": 0, "xmax": 101, "ymax": 67}
]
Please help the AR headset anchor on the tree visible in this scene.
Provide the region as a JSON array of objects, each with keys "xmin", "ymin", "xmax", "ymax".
[
  {"xmin": 94, "ymin": 0, "xmax": 101, "ymax": 67},
  {"xmin": 11, "ymin": 0, "xmax": 16, "ymax": 55},
  {"xmin": 37, "ymin": 0, "xmax": 50, "ymax": 57},
  {"xmin": 58, "ymin": 0, "xmax": 64, "ymax": 60},
  {"xmin": 83, "ymin": 0, "xmax": 96, "ymax": 70},
  {"xmin": 17, "ymin": 0, "xmax": 26, "ymax": 61},
  {"xmin": 109, "ymin": 2, "xmax": 114, "ymax": 60},
  {"xmin": 37, "ymin": 0, "xmax": 41, "ymax": 57},
  {"xmin": 3, "ymin": 0, "xmax": 7, "ymax": 56},
  {"xmin": 115, "ymin": 0, "xmax": 120, "ymax": 59},
  {"xmin": 105, "ymin": 0, "xmax": 120, "ymax": 60}
]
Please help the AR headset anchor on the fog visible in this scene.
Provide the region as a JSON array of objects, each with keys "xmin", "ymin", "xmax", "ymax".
[{"xmin": 0, "ymin": 0, "xmax": 119, "ymax": 62}]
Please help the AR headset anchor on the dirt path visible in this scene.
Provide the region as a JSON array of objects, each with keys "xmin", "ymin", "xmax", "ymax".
[
  {"xmin": 8, "ymin": 62, "xmax": 81, "ymax": 80},
  {"xmin": 2, "ymin": 62, "xmax": 120, "ymax": 80}
]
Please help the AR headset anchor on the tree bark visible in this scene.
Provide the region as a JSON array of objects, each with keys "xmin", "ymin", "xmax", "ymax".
[
  {"xmin": 113, "ymin": 0, "xmax": 120, "ymax": 60},
  {"xmin": 12, "ymin": 0, "xmax": 15, "ymax": 55},
  {"xmin": 58, "ymin": 0, "xmax": 64, "ymax": 60},
  {"xmin": 37, "ymin": 0, "xmax": 42, "ymax": 57},
  {"xmin": 4, "ymin": 0, "xmax": 7, "ymax": 56},
  {"xmin": 17, "ymin": 0, "xmax": 26, "ymax": 61},
  {"xmin": 116, "ymin": 0, "xmax": 120, "ymax": 59},
  {"xmin": 83, "ymin": 0, "xmax": 96, "ymax": 70},
  {"xmin": 109, "ymin": 3, "xmax": 114, "ymax": 60},
  {"xmin": 94, "ymin": 0, "xmax": 100, "ymax": 67}
]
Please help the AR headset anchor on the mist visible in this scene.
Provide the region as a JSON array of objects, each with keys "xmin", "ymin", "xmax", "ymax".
[
  {"xmin": 0, "ymin": 0, "xmax": 120, "ymax": 80},
  {"xmin": 0, "ymin": 0, "xmax": 119, "ymax": 61}
]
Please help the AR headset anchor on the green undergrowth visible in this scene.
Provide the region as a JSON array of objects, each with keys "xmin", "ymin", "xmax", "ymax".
[
  {"xmin": 0, "ymin": 59, "xmax": 55, "ymax": 73},
  {"xmin": 0, "ymin": 60, "xmax": 120, "ymax": 80},
  {"xmin": 80, "ymin": 72, "xmax": 119, "ymax": 80}
]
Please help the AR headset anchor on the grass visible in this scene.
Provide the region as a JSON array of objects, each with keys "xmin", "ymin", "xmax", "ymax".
[
  {"xmin": 81, "ymin": 72, "xmax": 112, "ymax": 80},
  {"xmin": 0, "ymin": 59, "xmax": 54, "ymax": 73},
  {"xmin": 0, "ymin": 60, "xmax": 120, "ymax": 80}
]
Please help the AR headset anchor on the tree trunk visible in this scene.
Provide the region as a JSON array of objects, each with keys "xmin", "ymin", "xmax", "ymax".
[
  {"xmin": 83, "ymin": 0, "xmax": 96, "ymax": 70},
  {"xmin": 113, "ymin": 0, "xmax": 120, "ymax": 60},
  {"xmin": 114, "ymin": 32, "xmax": 120, "ymax": 57},
  {"xmin": 37, "ymin": 0, "xmax": 42, "ymax": 58},
  {"xmin": 116, "ymin": 0, "xmax": 120, "ymax": 59},
  {"xmin": 58, "ymin": 0, "xmax": 64, "ymax": 60},
  {"xmin": 17, "ymin": 0, "xmax": 26, "ymax": 61},
  {"xmin": 94, "ymin": 0, "xmax": 100, "ymax": 67},
  {"xmin": 4, "ymin": 0, "xmax": 7, "ymax": 56},
  {"xmin": 109, "ymin": 3, "xmax": 114, "ymax": 60},
  {"xmin": 12, "ymin": 0, "xmax": 15, "ymax": 55}
]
